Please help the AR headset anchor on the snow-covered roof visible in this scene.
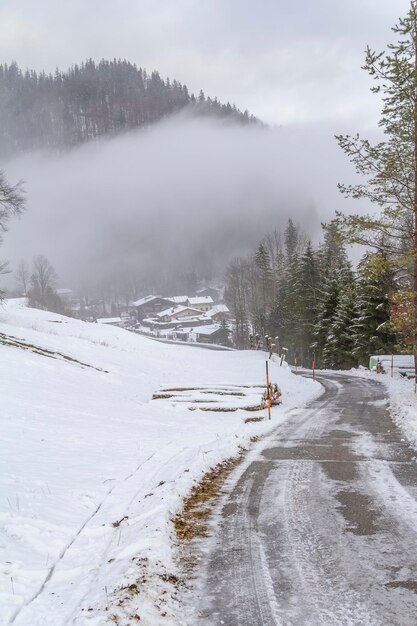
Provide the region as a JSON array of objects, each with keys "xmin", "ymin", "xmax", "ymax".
[
  {"xmin": 206, "ymin": 304, "xmax": 229, "ymax": 317},
  {"xmin": 132, "ymin": 295, "xmax": 163, "ymax": 307},
  {"xmin": 56, "ymin": 288, "xmax": 73, "ymax": 296},
  {"xmin": 188, "ymin": 296, "xmax": 214, "ymax": 306},
  {"xmin": 193, "ymin": 324, "xmax": 221, "ymax": 336},
  {"xmin": 157, "ymin": 305, "xmax": 205, "ymax": 319},
  {"xmin": 157, "ymin": 305, "xmax": 189, "ymax": 318},
  {"xmin": 96, "ymin": 317, "xmax": 122, "ymax": 324},
  {"xmin": 166, "ymin": 296, "xmax": 189, "ymax": 305},
  {"xmin": 143, "ymin": 314, "xmax": 211, "ymax": 326}
]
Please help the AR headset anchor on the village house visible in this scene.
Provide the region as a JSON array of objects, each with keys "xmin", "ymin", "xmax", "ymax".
[
  {"xmin": 165, "ymin": 296, "xmax": 189, "ymax": 306},
  {"xmin": 132, "ymin": 295, "xmax": 175, "ymax": 320},
  {"xmin": 156, "ymin": 305, "xmax": 203, "ymax": 323},
  {"xmin": 56, "ymin": 288, "xmax": 74, "ymax": 305},
  {"xmin": 189, "ymin": 324, "xmax": 224, "ymax": 344},
  {"xmin": 141, "ymin": 314, "xmax": 212, "ymax": 331},
  {"xmin": 195, "ymin": 287, "xmax": 219, "ymax": 303},
  {"xmin": 187, "ymin": 296, "xmax": 214, "ymax": 312},
  {"xmin": 206, "ymin": 304, "xmax": 232, "ymax": 322}
]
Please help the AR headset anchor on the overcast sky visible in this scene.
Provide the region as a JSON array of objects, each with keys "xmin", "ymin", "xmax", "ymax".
[
  {"xmin": 0, "ymin": 0, "xmax": 413, "ymax": 288},
  {"xmin": 0, "ymin": 0, "xmax": 411, "ymax": 127}
]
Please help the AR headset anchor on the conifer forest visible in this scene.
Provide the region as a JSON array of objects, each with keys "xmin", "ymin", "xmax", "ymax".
[
  {"xmin": 0, "ymin": 59, "xmax": 257, "ymax": 158},
  {"xmin": 224, "ymin": 219, "xmax": 398, "ymax": 367}
]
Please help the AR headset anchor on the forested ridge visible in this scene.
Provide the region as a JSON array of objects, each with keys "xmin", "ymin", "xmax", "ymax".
[{"xmin": 0, "ymin": 59, "xmax": 257, "ymax": 157}]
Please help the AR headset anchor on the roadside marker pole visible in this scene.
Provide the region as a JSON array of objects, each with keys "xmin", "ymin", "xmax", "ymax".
[
  {"xmin": 391, "ymin": 354, "xmax": 394, "ymax": 378},
  {"xmin": 312, "ymin": 354, "xmax": 316, "ymax": 381},
  {"xmin": 265, "ymin": 361, "xmax": 271, "ymax": 420}
]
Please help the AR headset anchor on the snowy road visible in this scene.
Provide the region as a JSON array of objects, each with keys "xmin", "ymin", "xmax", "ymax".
[{"xmin": 193, "ymin": 373, "xmax": 417, "ymax": 626}]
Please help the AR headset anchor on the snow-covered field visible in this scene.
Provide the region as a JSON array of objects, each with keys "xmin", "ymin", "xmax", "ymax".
[{"xmin": 0, "ymin": 299, "xmax": 321, "ymax": 626}]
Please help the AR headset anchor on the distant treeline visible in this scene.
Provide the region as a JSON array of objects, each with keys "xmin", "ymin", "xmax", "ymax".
[{"xmin": 0, "ymin": 59, "xmax": 258, "ymax": 157}]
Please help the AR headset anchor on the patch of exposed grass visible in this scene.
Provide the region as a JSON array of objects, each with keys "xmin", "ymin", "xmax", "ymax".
[
  {"xmin": 244, "ymin": 416, "xmax": 264, "ymax": 423},
  {"xmin": 173, "ymin": 452, "xmax": 245, "ymax": 542}
]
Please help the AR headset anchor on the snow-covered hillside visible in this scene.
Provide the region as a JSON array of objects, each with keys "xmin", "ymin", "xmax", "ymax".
[{"xmin": 1, "ymin": 299, "xmax": 321, "ymax": 626}]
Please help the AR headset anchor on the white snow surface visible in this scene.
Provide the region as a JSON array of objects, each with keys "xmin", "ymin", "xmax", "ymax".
[{"xmin": 0, "ymin": 299, "xmax": 322, "ymax": 626}]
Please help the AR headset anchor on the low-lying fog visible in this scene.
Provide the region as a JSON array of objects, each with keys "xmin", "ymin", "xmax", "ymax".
[{"xmin": 2, "ymin": 114, "xmax": 362, "ymax": 293}]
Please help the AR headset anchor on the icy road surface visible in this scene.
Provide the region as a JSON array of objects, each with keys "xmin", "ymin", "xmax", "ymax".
[{"xmin": 193, "ymin": 373, "xmax": 417, "ymax": 626}]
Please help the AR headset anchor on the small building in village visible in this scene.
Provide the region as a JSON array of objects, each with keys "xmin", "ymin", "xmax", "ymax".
[
  {"xmin": 206, "ymin": 304, "xmax": 232, "ymax": 322},
  {"xmin": 132, "ymin": 295, "xmax": 175, "ymax": 320},
  {"xmin": 165, "ymin": 296, "xmax": 189, "ymax": 306},
  {"xmin": 96, "ymin": 317, "xmax": 124, "ymax": 327},
  {"xmin": 195, "ymin": 287, "xmax": 219, "ymax": 303},
  {"xmin": 156, "ymin": 305, "xmax": 203, "ymax": 323},
  {"xmin": 189, "ymin": 324, "xmax": 224, "ymax": 344},
  {"xmin": 187, "ymin": 296, "xmax": 213, "ymax": 312}
]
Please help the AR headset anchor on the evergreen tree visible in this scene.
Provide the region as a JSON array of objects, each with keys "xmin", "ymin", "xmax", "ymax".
[
  {"xmin": 312, "ymin": 272, "xmax": 342, "ymax": 365},
  {"xmin": 334, "ymin": 3, "xmax": 417, "ymax": 366},
  {"xmin": 276, "ymin": 220, "xmax": 303, "ymax": 358},
  {"xmin": 254, "ymin": 242, "xmax": 273, "ymax": 331},
  {"xmin": 323, "ymin": 284, "xmax": 357, "ymax": 369},
  {"xmin": 351, "ymin": 252, "xmax": 397, "ymax": 363},
  {"xmin": 217, "ymin": 319, "xmax": 231, "ymax": 346},
  {"xmin": 224, "ymin": 258, "xmax": 250, "ymax": 349},
  {"xmin": 293, "ymin": 241, "xmax": 319, "ymax": 364}
]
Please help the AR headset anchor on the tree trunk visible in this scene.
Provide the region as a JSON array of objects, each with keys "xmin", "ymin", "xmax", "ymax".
[{"xmin": 413, "ymin": 36, "xmax": 417, "ymax": 376}]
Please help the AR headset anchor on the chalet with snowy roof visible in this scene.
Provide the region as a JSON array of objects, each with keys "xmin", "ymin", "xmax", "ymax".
[
  {"xmin": 187, "ymin": 296, "xmax": 213, "ymax": 312},
  {"xmin": 206, "ymin": 304, "xmax": 232, "ymax": 321},
  {"xmin": 132, "ymin": 295, "xmax": 175, "ymax": 320},
  {"xmin": 156, "ymin": 305, "xmax": 203, "ymax": 323},
  {"xmin": 190, "ymin": 324, "xmax": 224, "ymax": 344},
  {"xmin": 165, "ymin": 296, "xmax": 189, "ymax": 306},
  {"xmin": 56, "ymin": 288, "xmax": 74, "ymax": 305},
  {"xmin": 142, "ymin": 314, "xmax": 212, "ymax": 330}
]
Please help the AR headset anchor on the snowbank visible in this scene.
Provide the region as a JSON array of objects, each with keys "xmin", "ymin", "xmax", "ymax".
[
  {"xmin": 0, "ymin": 299, "xmax": 322, "ymax": 625},
  {"xmin": 317, "ymin": 365, "xmax": 417, "ymax": 452},
  {"xmin": 365, "ymin": 370, "xmax": 417, "ymax": 449}
]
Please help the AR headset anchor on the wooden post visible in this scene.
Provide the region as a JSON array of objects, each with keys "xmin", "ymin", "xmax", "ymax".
[{"xmin": 265, "ymin": 361, "xmax": 271, "ymax": 420}]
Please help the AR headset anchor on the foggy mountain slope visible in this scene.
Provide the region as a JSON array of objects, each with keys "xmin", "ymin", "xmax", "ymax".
[
  {"xmin": 0, "ymin": 59, "xmax": 258, "ymax": 158},
  {"xmin": 2, "ymin": 116, "xmax": 332, "ymax": 296}
]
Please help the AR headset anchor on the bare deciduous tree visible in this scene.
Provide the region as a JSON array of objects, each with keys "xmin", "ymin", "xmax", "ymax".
[
  {"xmin": 0, "ymin": 170, "xmax": 25, "ymax": 299},
  {"xmin": 29, "ymin": 255, "xmax": 58, "ymax": 309},
  {"xmin": 16, "ymin": 260, "xmax": 29, "ymax": 295},
  {"xmin": 0, "ymin": 170, "xmax": 25, "ymax": 237}
]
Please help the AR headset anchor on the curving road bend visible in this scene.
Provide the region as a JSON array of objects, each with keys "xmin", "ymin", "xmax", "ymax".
[{"xmin": 192, "ymin": 373, "xmax": 417, "ymax": 626}]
